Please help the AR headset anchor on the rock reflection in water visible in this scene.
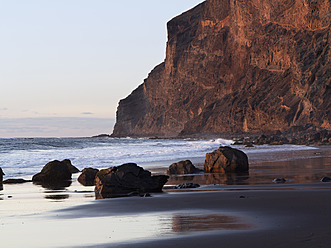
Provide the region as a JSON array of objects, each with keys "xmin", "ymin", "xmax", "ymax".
[
  {"xmin": 167, "ymin": 156, "xmax": 331, "ymax": 186},
  {"xmin": 170, "ymin": 214, "xmax": 250, "ymax": 233},
  {"xmin": 168, "ymin": 172, "xmax": 249, "ymax": 186},
  {"xmin": 44, "ymin": 194, "xmax": 70, "ymax": 201},
  {"xmin": 33, "ymin": 180, "xmax": 72, "ymax": 190}
]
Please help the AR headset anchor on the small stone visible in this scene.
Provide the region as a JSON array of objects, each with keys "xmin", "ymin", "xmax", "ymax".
[
  {"xmin": 321, "ymin": 177, "xmax": 331, "ymax": 182},
  {"xmin": 141, "ymin": 193, "xmax": 151, "ymax": 197},
  {"xmin": 273, "ymin": 178, "xmax": 286, "ymax": 183},
  {"xmin": 175, "ymin": 183, "xmax": 200, "ymax": 189}
]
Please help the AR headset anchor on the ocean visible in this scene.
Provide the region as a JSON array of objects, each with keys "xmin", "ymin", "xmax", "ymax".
[{"xmin": 0, "ymin": 137, "xmax": 319, "ymax": 179}]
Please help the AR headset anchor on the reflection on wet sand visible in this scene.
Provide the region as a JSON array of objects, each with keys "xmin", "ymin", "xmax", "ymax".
[
  {"xmin": 167, "ymin": 156, "xmax": 331, "ymax": 186},
  {"xmin": 32, "ymin": 180, "xmax": 73, "ymax": 201},
  {"xmin": 171, "ymin": 214, "xmax": 250, "ymax": 233},
  {"xmin": 33, "ymin": 180, "xmax": 72, "ymax": 190},
  {"xmin": 168, "ymin": 173, "xmax": 250, "ymax": 186},
  {"xmin": 44, "ymin": 194, "xmax": 70, "ymax": 201}
]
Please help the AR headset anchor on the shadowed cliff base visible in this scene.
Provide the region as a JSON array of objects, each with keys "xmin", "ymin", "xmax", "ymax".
[{"xmin": 112, "ymin": 0, "xmax": 330, "ymax": 140}]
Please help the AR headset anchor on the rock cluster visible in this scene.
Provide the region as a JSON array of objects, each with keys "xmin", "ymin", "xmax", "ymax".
[
  {"xmin": 233, "ymin": 126, "xmax": 331, "ymax": 146},
  {"xmin": 112, "ymin": 0, "xmax": 330, "ymax": 140}
]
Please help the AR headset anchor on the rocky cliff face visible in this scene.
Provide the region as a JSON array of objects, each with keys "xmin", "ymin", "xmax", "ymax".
[{"xmin": 112, "ymin": 0, "xmax": 330, "ymax": 138}]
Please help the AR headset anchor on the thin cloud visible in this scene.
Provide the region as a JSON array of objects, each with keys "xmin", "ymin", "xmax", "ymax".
[
  {"xmin": 0, "ymin": 117, "xmax": 115, "ymax": 138},
  {"xmin": 81, "ymin": 112, "xmax": 94, "ymax": 115}
]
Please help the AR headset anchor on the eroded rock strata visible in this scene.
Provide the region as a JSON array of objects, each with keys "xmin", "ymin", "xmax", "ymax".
[{"xmin": 112, "ymin": 0, "xmax": 330, "ymax": 138}]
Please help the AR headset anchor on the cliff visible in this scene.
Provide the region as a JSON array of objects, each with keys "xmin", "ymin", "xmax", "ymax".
[{"xmin": 112, "ymin": 0, "xmax": 330, "ymax": 138}]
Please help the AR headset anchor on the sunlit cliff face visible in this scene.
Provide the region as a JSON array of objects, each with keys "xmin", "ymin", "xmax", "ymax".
[{"xmin": 112, "ymin": 0, "xmax": 330, "ymax": 137}]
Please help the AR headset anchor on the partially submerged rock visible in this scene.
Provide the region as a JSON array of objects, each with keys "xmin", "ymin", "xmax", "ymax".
[
  {"xmin": 94, "ymin": 163, "xmax": 169, "ymax": 199},
  {"xmin": 32, "ymin": 160, "xmax": 72, "ymax": 185},
  {"xmin": 204, "ymin": 146, "xmax": 249, "ymax": 173},
  {"xmin": 168, "ymin": 160, "xmax": 201, "ymax": 175},
  {"xmin": 78, "ymin": 168, "xmax": 99, "ymax": 186}
]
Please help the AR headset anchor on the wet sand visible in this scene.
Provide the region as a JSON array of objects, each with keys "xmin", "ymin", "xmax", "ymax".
[
  {"xmin": 0, "ymin": 145, "xmax": 331, "ymax": 247},
  {"xmin": 62, "ymin": 188, "xmax": 331, "ymax": 248}
]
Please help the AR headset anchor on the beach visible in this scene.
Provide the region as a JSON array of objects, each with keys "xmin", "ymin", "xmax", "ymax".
[{"xmin": 1, "ymin": 144, "xmax": 331, "ymax": 247}]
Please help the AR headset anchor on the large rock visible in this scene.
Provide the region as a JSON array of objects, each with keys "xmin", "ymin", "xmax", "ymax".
[
  {"xmin": 204, "ymin": 146, "xmax": 249, "ymax": 173},
  {"xmin": 32, "ymin": 160, "xmax": 72, "ymax": 184},
  {"xmin": 112, "ymin": 0, "xmax": 330, "ymax": 139},
  {"xmin": 94, "ymin": 163, "xmax": 169, "ymax": 199},
  {"xmin": 78, "ymin": 168, "xmax": 99, "ymax": 186},
  {"xmin": 168, "ymin": 160, "xmax": 201, "ymax": 175}
]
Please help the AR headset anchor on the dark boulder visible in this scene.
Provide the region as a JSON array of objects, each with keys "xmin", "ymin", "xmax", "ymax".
[
  {"xmin": 3, "ymin": 178, "xmax": 32, "ymax": 184},
  {"xmin": 94, "ymin": 163, "xmax": 169, "ymax": 199},
  {"xmin": 204, "ymin": 146, "xmax": 249, "ymax": 173},
  {"xmin": 0, "ymin": 167, "xmax": 4, "ymax": 183},
  {"xmin": 168, "ymin": 160, "xmax": 201, "ymax": 175},
  {"xmin": 0, "ymin": 167, "xmax": 4, "ymax": 190},
  {"xmin": 78, "ymin": 168, "xmax": 99, "ymax": 186},
  {"xmin": 32, "ymin": 160, "xmax": 72, "ymax": 184},
  {"xmin": 61, "ymin": 159, "xmax": 80, "ymax": 173}
]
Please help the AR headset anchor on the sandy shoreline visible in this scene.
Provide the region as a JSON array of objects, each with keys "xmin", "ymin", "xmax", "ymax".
[
  {"xmin": 1, "ymin": 145, "xmax": 331, "ymax": 247},
  {"xmin": 2, "ymin": 184, "xmax": 331, "ymax": 248}
]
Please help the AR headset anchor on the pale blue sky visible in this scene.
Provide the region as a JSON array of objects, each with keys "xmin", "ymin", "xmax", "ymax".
[{"xmin": 0, "ymin": 0, "xmax": 203, "ymax": 137}]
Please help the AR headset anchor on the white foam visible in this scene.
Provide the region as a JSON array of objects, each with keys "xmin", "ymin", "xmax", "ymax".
[{"xmin": 0, "ymin": 138, "xmax": 317, "ymax": 178}]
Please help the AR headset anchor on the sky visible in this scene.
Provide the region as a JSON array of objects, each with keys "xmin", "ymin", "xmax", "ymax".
[{"xmin": 0, "ymin": 0, "xmax": 203, "ymax": 137}]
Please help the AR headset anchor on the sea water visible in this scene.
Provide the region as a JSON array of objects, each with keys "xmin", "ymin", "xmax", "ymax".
[{"xmin": 0, "ymin": 137, "xmax": 318, "ymax": 178}]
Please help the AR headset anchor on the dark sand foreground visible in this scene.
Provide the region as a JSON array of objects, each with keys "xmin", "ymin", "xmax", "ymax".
[
  {"xmin": 61, "ymin": 187, "xmax": 331, "ymax": 248},
  {"xmin": 1, "ymin": 146, "xmax": 331, "ymax": 248}
]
